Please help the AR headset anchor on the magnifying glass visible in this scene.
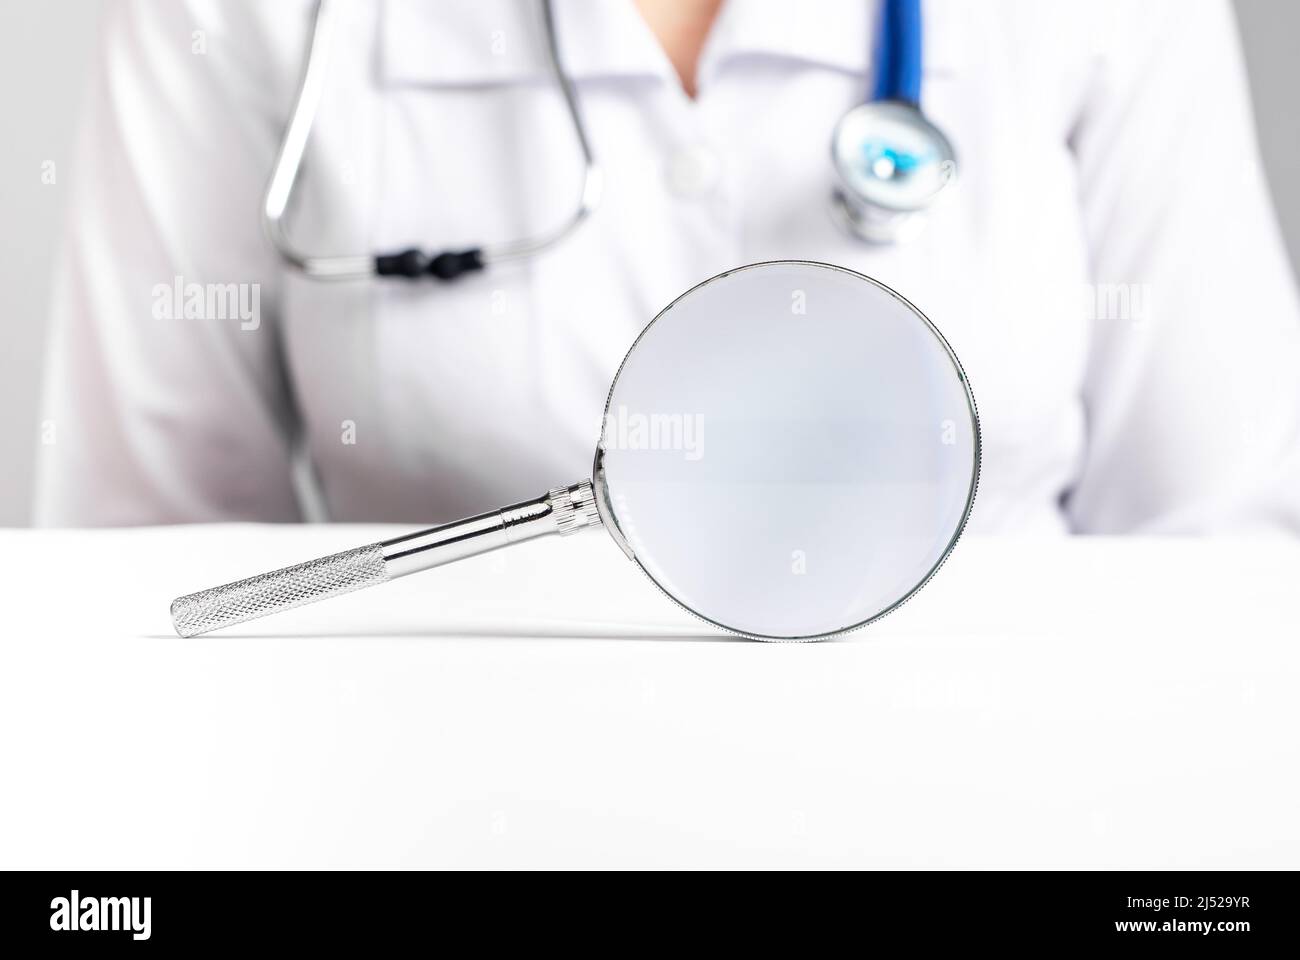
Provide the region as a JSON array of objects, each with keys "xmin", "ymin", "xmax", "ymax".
[{"xmin": 171, "ymin": 261, "xmax": 979, "ymax": 641}]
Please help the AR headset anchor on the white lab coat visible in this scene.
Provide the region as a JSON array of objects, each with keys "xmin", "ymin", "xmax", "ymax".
[{"xmin": 35, "ymin": 0, "xmax": 1300, "ymax": 533}]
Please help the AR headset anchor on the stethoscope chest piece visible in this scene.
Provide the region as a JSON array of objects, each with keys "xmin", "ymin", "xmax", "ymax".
[{"xmin": 830, "ymin": 99, "xmax": 957, "ymax": 244}]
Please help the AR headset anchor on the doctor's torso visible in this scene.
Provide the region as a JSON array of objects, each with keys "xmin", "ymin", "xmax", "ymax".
[
  {"xmin": 51, "ymin": 0, "xmax": 1295, "ymax": 533},
  {"xmin": 276, "ymin": 0, "xmax": 1093, "ymax": 531}
]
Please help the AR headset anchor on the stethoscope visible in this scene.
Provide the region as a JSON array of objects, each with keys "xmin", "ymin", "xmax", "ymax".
[
  {"xmin": 830, "ymin": 0, "xmax": 957, "ymax": 242},
  {"xmin": 264, "ymin": 0, "xmax": 956, "ymax": 283}
]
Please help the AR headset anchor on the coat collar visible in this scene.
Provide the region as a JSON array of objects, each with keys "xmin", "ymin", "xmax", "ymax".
[{"xmin": 381, "ymin": 0, "xmax": 963, "ymax": 89}]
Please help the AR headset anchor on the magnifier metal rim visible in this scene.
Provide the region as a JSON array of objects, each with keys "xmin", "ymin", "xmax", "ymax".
[
  {"xmin": 591, "ymin": 259, "xmax": 981, "ymax": 642},
  {"xmin": 830, "ymin": 100, "xmax": 958, "ymax": 215}
]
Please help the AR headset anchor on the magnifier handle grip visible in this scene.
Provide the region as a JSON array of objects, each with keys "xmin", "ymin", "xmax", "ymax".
[
  {"xmin": 170, "ymin": 480, "xmax": 600, "ymax": 638},
  {"xmin": 170, "ymin": 542, "xmax": 388, "ymax": 638}
]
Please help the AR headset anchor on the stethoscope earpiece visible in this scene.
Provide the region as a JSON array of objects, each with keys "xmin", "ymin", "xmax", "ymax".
[{"xmin": 373, "ymin": 247, "xmax": 485, "ymax": 281}]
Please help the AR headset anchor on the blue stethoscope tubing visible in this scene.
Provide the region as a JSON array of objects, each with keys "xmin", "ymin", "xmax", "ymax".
[{"xmin": 873, "ymin": 0, "xmax": 924, "ymax": 104}]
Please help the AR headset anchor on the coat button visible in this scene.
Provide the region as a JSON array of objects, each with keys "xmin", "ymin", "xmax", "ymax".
[{"xmin": 665, "ymin": 143, "xmax": 722, "ymax": 198}]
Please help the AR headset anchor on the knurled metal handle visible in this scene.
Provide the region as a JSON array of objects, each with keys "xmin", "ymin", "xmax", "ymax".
[
  {"xmin": 171, "ymin": 542, "xmax": 389, "ymax": 638},
  {"xmin": 170, "ymin": 479, "xmax": 601, "ymax": 638}
]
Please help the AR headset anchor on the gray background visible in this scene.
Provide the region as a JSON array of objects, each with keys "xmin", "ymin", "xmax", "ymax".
[{"xmin": 0, "ymin": 0, "xmax": 1297, "ymax": 525}]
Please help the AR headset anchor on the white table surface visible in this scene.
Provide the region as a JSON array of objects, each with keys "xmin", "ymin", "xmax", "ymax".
[{"xmin": 0, "ymin": 525, "xmax": 1296, "ymax": 869}]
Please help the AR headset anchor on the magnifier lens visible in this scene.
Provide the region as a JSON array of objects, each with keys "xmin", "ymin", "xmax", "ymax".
[{"xmin": 598, "ymin": 261, "xmax": 978, "ymax": 640}]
